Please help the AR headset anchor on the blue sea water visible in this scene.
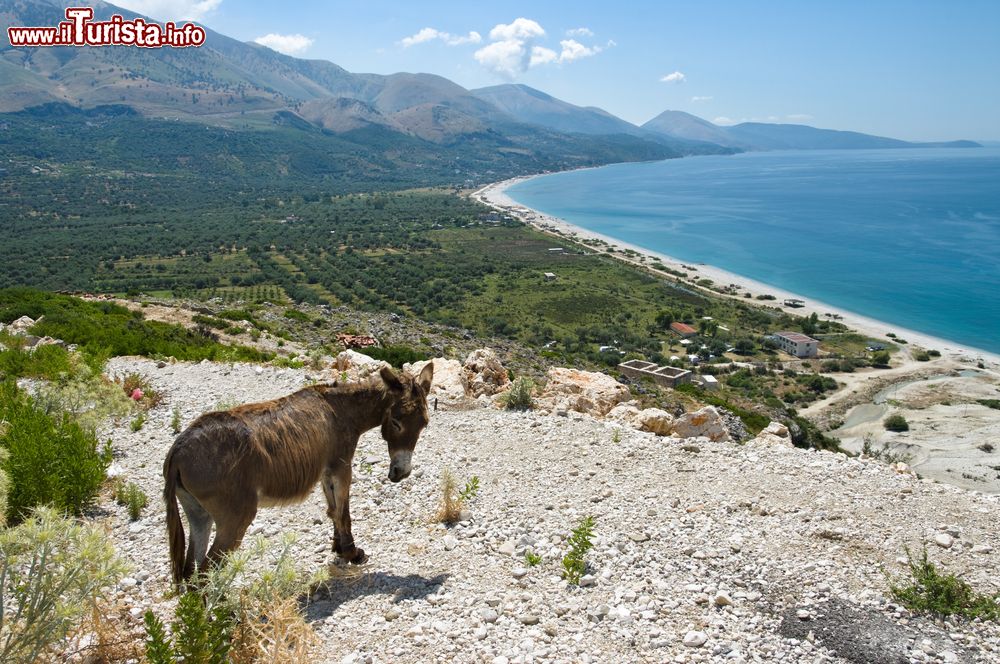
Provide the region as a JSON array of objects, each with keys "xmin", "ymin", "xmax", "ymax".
[{"xmin": 507, "ymin": 148, "xmax": 1000, "ymax": 355}]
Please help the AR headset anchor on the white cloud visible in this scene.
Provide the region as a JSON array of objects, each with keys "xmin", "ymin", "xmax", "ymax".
[
  {"xmin": 111, "ymin": 0, "xmax": 221, "ymax": 21},
  {"xmin": 660, "ymin": 71, "xmax": 686, "ymax": 84},
  {"xmin": 253, "ymin": 33, "xmax": 314, "ymax": 56},
  {"xmin": 566, "ymin": 27, "xmax": 594, "ymax": 37},
  {"xmin": 691, "ymin": 95, "xmax": 713, "ymax": 102},
  {"xmin": 474, "ymin": 18, "xmax": 607, "ymax": 78},
  {"xmin": 400, "ymin": 27, "xmax": 482, "ymax": 47},
  {"xmin": 488, "ymin": 17, "xmax": 546, "ymax": 42},
  {"xmin": 558, "ymin": 39, "xmax": 602, "ymax": 63},
  {"xmin": 786, "ymin": 113, "xmax": 814, "ymax": 122},
  {"xmin": 713, "ymin": 116, "xmax": 736, "ymax": 125},
  {"xmin": 531, "ymin": 46, "xmax": 559, "ymax": 66}
]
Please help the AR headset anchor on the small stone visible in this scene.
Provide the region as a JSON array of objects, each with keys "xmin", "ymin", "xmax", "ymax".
[
  {"xmin": 478, "ymin": 609, "xmax": 499, "ymax": 624},
  {"xmin": 628, "ymin": 532, "xmax": 649, "ymax": 543},
  {"xmin": 512, "ymin": 567, "xmax": 529, "ymax": 579},
  {"xmin": 579, "ymin": 574, "xmax": 597, "ymax": 587},
  {"xmin": 797, "ymin": 609, "xmax": 811, "ymax": 620},
  {"xmin": 519, "ymin": 614, "xmax": 540, "ymax": 625},
  {"xmin": 714, "ymin": 592, "xmax": 733, "ymax": 607},
  {"xmin": 384, "ymin": 609, "xmax": 400, "ymax": 621},
  {"xmin": 683, "ymin": 631, "xmax": 708, "ymax": 647},
  {"xmin": 971, "ymin": 544, "xmax": 992, "ymax": 554},
  {"xmin": 443, "ymin": 535, "xmax": 459, "ymax": 551},
  {"xmin": 498, "ymin": 541, "xmax": 516, "ymax": 556},
  {"xmin": 934, "ymin": 533, "xmax": 954, "ymax": 549}
]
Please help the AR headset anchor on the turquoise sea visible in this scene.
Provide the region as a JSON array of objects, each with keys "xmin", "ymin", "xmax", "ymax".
[{"xmin": 507, "ymin": 148, "xmax": 1000, "ymax": 355}]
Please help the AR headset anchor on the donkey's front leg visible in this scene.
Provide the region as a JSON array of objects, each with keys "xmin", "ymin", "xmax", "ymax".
[{"xmin": 322, "ymin": 466, "xmax": 367, "ymax": 564}]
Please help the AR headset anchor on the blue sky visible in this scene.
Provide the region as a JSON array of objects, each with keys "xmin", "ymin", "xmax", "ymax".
[{"xmin": 115, "ymin": 1, "xmax": 1000, "ymax": 141}]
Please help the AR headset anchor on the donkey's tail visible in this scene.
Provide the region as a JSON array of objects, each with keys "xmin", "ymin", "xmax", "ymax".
[{"xmin": 163, "ymin": 448, "xmax": 186, "ymax": 586}]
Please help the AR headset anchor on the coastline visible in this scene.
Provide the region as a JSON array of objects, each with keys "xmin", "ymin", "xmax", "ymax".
[{"xmin": 472, "ymin": 173, "xmax": 1000, "ymax": 369}]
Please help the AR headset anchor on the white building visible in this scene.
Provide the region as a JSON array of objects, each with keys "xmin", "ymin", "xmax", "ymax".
[{"xmin": 772, "ymin": 331, "xmax": 820, "ymax": 358}]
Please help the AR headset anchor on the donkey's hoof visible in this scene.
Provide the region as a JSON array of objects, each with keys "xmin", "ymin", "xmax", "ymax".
[{"xmin": 348, "ymin": 548, "xmax": 368, "ymax": 565}]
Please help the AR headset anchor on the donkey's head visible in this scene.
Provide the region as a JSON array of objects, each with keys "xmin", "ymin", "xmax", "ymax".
[{"xmin": 379, "ymin": 364, "xmax": 433, "ymax": 482}]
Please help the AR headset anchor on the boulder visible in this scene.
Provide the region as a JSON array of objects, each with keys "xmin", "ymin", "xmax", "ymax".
[
  {"xmin": 671, "ymin": 406, "xmax": 731, "ymax": 442},
  {"xmin": 635, "ymin": 408, "xmax": 674, "ymax": 436},
  {"xmin": 404, "ymin": 358, "xmax": 465, "ymax": 402},
  {"xmin": 607, "ymin": 403, "xmax": 641, "ymax": 425},
  {"xmin": 537, "ymin": 367, "xmax": 631, "ymax": 417},
  {"xmin": 461, "ymin": 348, "xmax": 511, "ymax": 398},
  {"xmin": 332, "ymin": 349, "xmax": 389, "ymax": 382},
  {"xmin": 8, "ymin": 315, "xmax": 36, "ymax": 334},
  {"xmin": 747, "ymin": 420, "xmax": 794, "ymax": 448}
]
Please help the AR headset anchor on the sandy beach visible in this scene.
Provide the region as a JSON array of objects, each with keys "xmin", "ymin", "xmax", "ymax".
[
  {"xmin": 473, "ymin": 173, "xmax": 1000, "ymax": 494},
  {"xmin": 473, "ymin": 175, "xmax": 1000, "ymax": 368}
]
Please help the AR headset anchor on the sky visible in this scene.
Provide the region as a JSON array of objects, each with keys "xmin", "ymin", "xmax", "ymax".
[{"xmin": 110, "ymin": 0, "xmax": 1000, "ymax": 141}]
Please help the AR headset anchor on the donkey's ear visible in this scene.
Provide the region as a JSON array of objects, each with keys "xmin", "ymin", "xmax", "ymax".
[
  {"xmin": 380, "ymin": 366, "xmax": 404, "ymax": 392},
  {"xmin": 416, "ymin": 362, "xmax": 434, "ymax": 393}
]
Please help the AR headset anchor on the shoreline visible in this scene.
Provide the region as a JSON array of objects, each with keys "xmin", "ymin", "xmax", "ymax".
[{"xmin": 472, "ymin": 173, "xmax": 1000, "ymax": 370}]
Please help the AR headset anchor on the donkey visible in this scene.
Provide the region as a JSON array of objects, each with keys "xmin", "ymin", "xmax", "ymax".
[{"xmin": 162, "ymin": 364, "xmax": 433, "ymax": 585}]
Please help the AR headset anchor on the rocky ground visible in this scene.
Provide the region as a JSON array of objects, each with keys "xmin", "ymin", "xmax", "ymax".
[{"xmin": 96, "ymin": 357, "xmax": 1000, "ymax": 664}]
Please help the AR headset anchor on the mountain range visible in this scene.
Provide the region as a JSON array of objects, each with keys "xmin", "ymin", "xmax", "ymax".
[{"xmin": 0, "ymin": 0, "xmax": 978, "ymax": 185}]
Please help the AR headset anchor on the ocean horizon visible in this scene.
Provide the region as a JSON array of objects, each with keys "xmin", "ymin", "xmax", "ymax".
[{"xmin": 507, "ymin": 148, "xmax": 1000, "ymax": 355}]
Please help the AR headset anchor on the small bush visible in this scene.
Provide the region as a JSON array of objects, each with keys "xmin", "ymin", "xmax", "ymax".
[
  {"xmin": 459, "ymin": 476, "xmax": 480, "ymax": 502},
  {"xmin": 524, "ymin": 551, "xmax": 542, "ymax": 567},
  {"xmin": 436, "ymin": 469, "xmax": 463, "ymax": 524},
  {"xmin": 561, "ymin": 515, "xmax": 595, "ymax": 585},
  {"xmin": 144, "ymin": 592, "xmax": 233, "ymax": 664},
  {"xmin": 499, "ymin": 376, "xmax": 534, "ymax": 411},
  {"xmin": 871, "ymin": 350, "xmax": 891, "ymax": 367},
  {"xmin": 116, "ymin": 372, "xmax": 162, "ymax": 409},
  {"xmin": 0, "ymin": 382, "xmax": 112, "ymax": 524},
  {"xmin": 113, "ymin": 480, "xmax": 149, "ymax": 521},
  {"xmin": 914, "ymin": 351, "xmax": 931, "ymax": 362},
  {"xmin": 130, "ymin": 412, "xmax": 146, "ymax": 432},
  {"xmin": 282, "ymin": 309, "xmax": 311, "ymax": 322},
  {"xmin": 171, "ymin": 406, "xmax": 182, "ymax": 434},
  {"xmin": 884, "ymin": 413, "xmax": 910, "ymax": 432},
  {"xmin": 0, "ymin": 507, "xmax": 126, "ymax": 663},
  {"xmin": 887, "ymin": 547, "xmax": 1000, "ymax": 620}
]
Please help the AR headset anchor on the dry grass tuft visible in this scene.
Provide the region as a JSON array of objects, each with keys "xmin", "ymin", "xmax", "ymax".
[
  {"xmin": 229, "ymin": 597, "xmax": 320, "ymax": 664},
  {"xmin": 436, "ymin": 468, "xmax": 463, "ymax": 524}
]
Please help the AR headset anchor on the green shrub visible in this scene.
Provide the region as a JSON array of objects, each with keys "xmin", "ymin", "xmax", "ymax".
[
  {"xmin": 884, "ymin": 413, "xmax": 910, "ymax": 432},
  {"xmin": 499, "ymin": 376, "xmax": 534, "ymax": 411},
  {"xmin": 561, "ymin": 516, "xmax": 595, "ymax": 585},
  {"xmin": 113, "ymin": 480, "xmax": 149, "ymax": 521},
  {"xmin": 914, "ymin": 351, "xmax": 931, "ymax": 362},
  {"xmin": 871, "ymin": 350, "xmax": 891, "ymax": 367},
  {"xmin": 0, "ymin": 507, "xmax": 126, "ymax": 663},
  {"xmin": 0, "ymin": 289, "xmax": 270, "ymax": 364},
  {"xmin": 144, "ymin": 592, "xmax": 233, "ymax": 664},
  {"xmin": 459, "ymin": 476, "xmax": 480, "ymax": 502},
  {"xmin": 888, "ymin": 547, "xmax": 1000, "ymax": 620},
  {"xmin": 524, "ymin": 551, "xmax": 542, "ymax": 567},
  {"xmin": 171, "ymin": 406, "xmax": 182, "ymax": 433},
  {"xmin": 0, "ymin": 382, "xmax": 112, "ymax": 524},
  {"xmin": 282, "ymin": 309, "xmax": 311, "ymax": 322},
  {"xmin": 0, "ymin": 344, "xmax": 72, "ymax": 381},
  {"xmin": 130, "ymin": 412, "xmax": 146, "ymax": 432}
]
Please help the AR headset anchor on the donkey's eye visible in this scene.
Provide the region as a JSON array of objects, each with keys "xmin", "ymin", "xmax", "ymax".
[{"xmin": 391, "ymin": 418, "xmax": 403, "ymax": 432}]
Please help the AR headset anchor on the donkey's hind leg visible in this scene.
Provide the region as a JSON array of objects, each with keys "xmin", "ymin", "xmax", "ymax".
[
  {"xmin": 177, "ymin": 487, "xmax": 213, "ymax": 581},
  {"xmin": 204, "ymin": 501, "xmax": 257, "ymax": 571}
]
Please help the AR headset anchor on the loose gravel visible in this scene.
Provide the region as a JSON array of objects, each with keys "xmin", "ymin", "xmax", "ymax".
[{"xmin": 98, "ymin": 357, "xmax": 1000, "ymax": 663}]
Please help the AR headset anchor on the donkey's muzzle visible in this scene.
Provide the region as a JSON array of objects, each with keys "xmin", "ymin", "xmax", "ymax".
[
  {"xmin": 388, "ymin": 450, "xmax": 412, "ymax": 483},
  {"xmin": 388, "ymin": 466, "xmax": 411, "ymax": 483}
]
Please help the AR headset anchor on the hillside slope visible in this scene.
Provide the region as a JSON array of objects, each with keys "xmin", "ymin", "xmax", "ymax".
[{"xmin": 101, "ymin": 356, "xmax": 1000, "ymax": 663}]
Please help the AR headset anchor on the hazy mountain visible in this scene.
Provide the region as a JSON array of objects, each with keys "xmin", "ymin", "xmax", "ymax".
[
  {"xmin": 642, "ymin": 110, "xmax": 738, "ymax": 147},
  {"xmin": 471, "ymin": 84, "xmax": 643, "ymax": 136},
  {"xmin": 0, "ymin": 0, "xmax": 718, "ymax": 158},
  {"xmin": 643, "ymin": 110, "xmax": 981, "ymax": 151}
]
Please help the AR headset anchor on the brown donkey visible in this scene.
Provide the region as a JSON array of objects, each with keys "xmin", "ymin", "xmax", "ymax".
[{"xmin": 162, "ymin": 364, "xmax": 433, "ymax": 585}]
